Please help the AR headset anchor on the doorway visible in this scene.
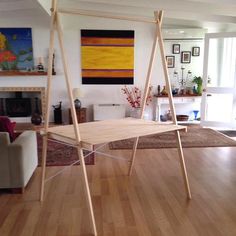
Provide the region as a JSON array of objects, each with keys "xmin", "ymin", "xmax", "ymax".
[{"xmin": 201, "ymin": 32, "xmax": 236, "ymax": 129}]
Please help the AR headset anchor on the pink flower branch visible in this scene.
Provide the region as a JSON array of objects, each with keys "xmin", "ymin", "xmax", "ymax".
[{"xmin": 122, "ymin": 86, "xmax": 152, "ymax": 108}]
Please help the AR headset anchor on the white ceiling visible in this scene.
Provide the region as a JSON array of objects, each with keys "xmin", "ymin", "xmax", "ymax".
[
  {"xmin": 1, "ymin": 0, "xmax": 236, "ymax": 31},
  {"xmin": 58, "ymin": 0, "xmax": 236, "ymax": 31},
  {"xmin": 0, "ymin": 0, "xmax": 48, "ymax": 21}
]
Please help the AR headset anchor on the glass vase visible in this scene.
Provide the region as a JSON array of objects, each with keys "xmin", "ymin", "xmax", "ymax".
[
  {"xmin": 130, "ymin": 107, "xmax": 152, "ymax": 120},
  {"xmin": 130, "ymin": 107, "xmax": 141, "ymax": 118}
]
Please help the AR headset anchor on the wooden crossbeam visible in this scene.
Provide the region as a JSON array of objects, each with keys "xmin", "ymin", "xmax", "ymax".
[
  {"xmin": 155, "ymin": 10, "xmax": 192, "ymax": 199},
  {"xmin": 40, "ymin": 0, "xmax": 57, "ymax": 202},
  {"xmin": 59, "ymin": 8, "xmax": 156, "ymax": 23}
]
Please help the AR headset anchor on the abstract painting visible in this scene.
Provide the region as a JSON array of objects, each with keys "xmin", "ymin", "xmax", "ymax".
[
  {"xmin": 81, "ymin": 29, "xmax": 134, "ymax": 84},
  {"xmin": 0, "ymin": 28, "xmax": 34, "ymax": 71}
]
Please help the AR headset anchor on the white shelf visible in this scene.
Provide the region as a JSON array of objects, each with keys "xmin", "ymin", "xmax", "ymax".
[
  {"xmin": 154, "ymin": 95, "xmax": 202, "ymax": 122},
  {"xmin": 43, "ymin": 118, "xmax": 187, "ymax": 151}
]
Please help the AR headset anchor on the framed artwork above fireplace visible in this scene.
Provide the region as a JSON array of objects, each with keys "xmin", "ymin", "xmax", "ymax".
[{"xmin": 0, "ymin": 28, "xmax": 34, "ymax": 72}]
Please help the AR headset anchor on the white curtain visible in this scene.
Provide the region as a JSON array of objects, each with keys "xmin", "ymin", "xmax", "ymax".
[{"xmin": 220, "ymin": 38, "xmax": 236, "ymax": 87}]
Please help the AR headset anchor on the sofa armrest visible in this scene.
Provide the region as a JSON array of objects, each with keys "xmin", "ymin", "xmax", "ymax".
[
  {"xmin": 8, "ymin": 131, "xmax": 38, "ymax": 188},
  {"xmin": 0, "ymin": 132, "xmax": 10, "ymax": 146},
  {"xmin": 0, "ymin": 132, "xmax": 11, "ymax": 188}
]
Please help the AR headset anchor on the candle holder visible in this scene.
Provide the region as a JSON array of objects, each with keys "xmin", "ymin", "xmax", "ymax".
[
  {"xmin": 173, "ymin": 67, "xmax": 193, "ymax": 95},
  {"xmin": 179, "ymin": 66, "xmax": 186, "ymax": 88}
]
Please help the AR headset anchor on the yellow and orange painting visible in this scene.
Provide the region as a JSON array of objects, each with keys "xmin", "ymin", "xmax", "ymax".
[{"xmin": 81, "ymin": 30, "xmax": 134, "ymax": 84}]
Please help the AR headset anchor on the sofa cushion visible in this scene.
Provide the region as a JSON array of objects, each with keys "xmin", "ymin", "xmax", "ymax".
[{"xmin": 0, "ymin": 116, "xmax": 16, "ymax": 142}]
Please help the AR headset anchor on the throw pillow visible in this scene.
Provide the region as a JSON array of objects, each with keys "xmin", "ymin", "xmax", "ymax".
[{"xmin": 0, "ymin": 116, "xmax": 16, "ymax": 142}]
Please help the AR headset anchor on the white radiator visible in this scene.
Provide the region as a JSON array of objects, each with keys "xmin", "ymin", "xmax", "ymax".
[{"xmin": 93, "ymin": 104, "xmax": 126, "ymax": 121}]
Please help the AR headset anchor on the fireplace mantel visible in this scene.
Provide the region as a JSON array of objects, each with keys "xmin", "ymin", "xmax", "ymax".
[{"xmin": 0, "ymin": 87, "xmax": 46, "ymax": 119}]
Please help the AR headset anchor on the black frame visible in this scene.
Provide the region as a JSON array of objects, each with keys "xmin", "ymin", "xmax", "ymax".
[
  {"xmin": 181, "ymin": 51, "xmax": 191, "ymax": 63},
  {"xmin": 192, "ymin": 47, "xmax": 200, "ymax": 56},
  {"xmin": 166, "ymin": 56, "xmax": 175, "ymax": 68},
  {"xmin": 172, "ymin": 44, "xmax": 180, "ymax": 54}
]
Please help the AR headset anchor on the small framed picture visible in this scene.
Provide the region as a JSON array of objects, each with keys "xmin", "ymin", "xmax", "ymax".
[
  {"xmin": 192, "ymin": 47, "xmax": 200, "ymax": 56},
  {"xmin": 181, "ymin": 51, "xmax": 191, "ymax": 63},
  {"xmin": 172, "ymin": 44, "xmax": 180, "ymax": 54},
  {"xmin": 166, "ymin": 56, "xmax": 175, "ymax": 68}
]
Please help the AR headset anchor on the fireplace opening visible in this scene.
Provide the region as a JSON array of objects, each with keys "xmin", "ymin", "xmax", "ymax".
[
  {"xmin": 0, "ymin": 87, "xmax": 45, "ymax": 121},
  {"xmin": 6, "ymin": 98, "xmax": 32, "ymax": 117}
]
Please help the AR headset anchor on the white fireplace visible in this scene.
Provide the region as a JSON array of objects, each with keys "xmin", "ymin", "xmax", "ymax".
[{"xmin": 0, "ymin": 87, "xmax": 46, "ymax": 123}]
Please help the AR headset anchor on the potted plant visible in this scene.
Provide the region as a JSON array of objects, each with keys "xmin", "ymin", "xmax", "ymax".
[{"xmin": 192, "ymin": 76, "xmax": 203, "ymax": 95}]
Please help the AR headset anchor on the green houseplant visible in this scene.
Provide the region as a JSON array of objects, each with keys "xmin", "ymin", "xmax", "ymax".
[{"xmin": 192, "ymin": 76, "xmax": 203, "ymax": 95}]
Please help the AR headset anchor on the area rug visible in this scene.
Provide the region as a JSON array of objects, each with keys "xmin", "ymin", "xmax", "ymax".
[
  {"xmin": 109, "ymin": 126, "xmax": 236, "ymax": 149},
  {"xmin": 219, "ymin": 130, "xmax": 236, "ymax": 137},
  {"xmin": 37, "ymin": 135, "xmax": 95, "ymax": 166}
]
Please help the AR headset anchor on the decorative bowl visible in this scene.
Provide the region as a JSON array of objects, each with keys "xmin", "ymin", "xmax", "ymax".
[{"xmin": 176, "ymin": 115, "xmax": 189, "ymax": 121}]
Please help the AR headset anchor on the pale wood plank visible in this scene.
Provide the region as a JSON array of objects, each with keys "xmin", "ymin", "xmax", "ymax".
[
  {"xmin": 55, "ymin": 13, "xmax": 82, "ymax": 142},
  {"xmin": 56, "ymin": 12, "xmax": 97, "ymax": 234},
  {"xmin": 175, "ymin": 130, "xmax": 192, "ymax": 199},
  {"xmin": 43, "ymin": 119, "xmax": 186, "ymax": 149},
  {"xmin": 155, "ymin": 10, "xmax": 177, "ymax": 124},
  {"xmin": 59, "ymin": 8, "xmax": 155, "ymax": 23},
  {"xmin": 155, "ymin": 14, "xmax": 191, "ymax": 199},
  {"xmin": 40, "ymin": 0, "xmax": 57, "ymax": 202}
]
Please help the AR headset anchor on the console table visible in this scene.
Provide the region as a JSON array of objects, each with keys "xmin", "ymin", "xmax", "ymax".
[
  {"xmin": 68, "ymin": 108, "xmax": 87, "ymax": 124},
  {"xmin": 154, "ymin": 95, "xmax": 202, "ymax": 122}
]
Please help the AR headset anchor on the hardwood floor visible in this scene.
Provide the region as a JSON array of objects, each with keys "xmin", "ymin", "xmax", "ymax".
[{"xmin": 1, "ymin": 146, "xmax": 236, "ymax": 235}]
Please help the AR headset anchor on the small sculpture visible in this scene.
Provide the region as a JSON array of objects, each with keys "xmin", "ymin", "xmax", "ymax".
[
  {"xmin": 52, "ymin": 101, "xmax": 62, "ymax": 124},
  {"xmin": 73, "ymin": 88, "xmax": 83, "ymax": 109},
  {"xmin": 37, "ymin": 57, "xmax": 44, "ymax": 73},
  {"xmin": 52, "ymin": 53, "xmax": 56, "ymax": 75},
  {"xmin": 157, "ymin": 85, "xmax": 161, "ymax": 96},
  {"xmin": 161, "ymin": 86, "xmax": 168, "ymax": 96},
  {"xmin": 31, "ymin": 97, "xmax": 42, "ymax": 125}
]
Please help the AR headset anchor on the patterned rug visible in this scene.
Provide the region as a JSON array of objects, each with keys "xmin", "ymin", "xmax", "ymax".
[
  {"xmin": 37, "ymin": 135, "xmax": 95, "ymax": 166},
  {"xmin": 109, "ymin": 126, "xmax": 236, "ymax": 149},
  {"xmin": 219, "ymin": 130, "xmax": 236, "ymax": 137}
]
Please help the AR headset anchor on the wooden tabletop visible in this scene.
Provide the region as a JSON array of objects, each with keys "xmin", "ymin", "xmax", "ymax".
[{"xmin": 41, "ymin": 118, "xmax": 187, "ymax": 150}]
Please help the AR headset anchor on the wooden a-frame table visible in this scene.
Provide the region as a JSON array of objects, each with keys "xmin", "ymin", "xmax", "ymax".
[{"xmin": 39, "ymin": 1, "xmax": 192, "ymax": 235}]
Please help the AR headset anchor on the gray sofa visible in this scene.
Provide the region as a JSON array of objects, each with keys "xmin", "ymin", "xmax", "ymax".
[{"xmin": 0, "ymin": 131, "xmax": 38, "ymax": 192}]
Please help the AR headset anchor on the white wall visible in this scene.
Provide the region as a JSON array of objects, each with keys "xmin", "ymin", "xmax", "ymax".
[
  {"xmin": 165, "ymin": 41, "xmax": 204, "ymax": 79},
  {"xmin": 0, "ymin": 14, "xmax": 204, "ymax": 122}
]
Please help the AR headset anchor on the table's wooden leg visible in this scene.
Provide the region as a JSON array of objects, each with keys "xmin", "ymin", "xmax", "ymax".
[
  {"xmin": 40, "ymin": 135, "xmax": 48, "ymax": 201},
  {"xmin": 77, "ymin": 147, "xmax": 97, "ymax": 236},
  {"xmin": 128, "ymin": 137, "xmax": 139, "ymax": 176},
  {"xmin": 175, "ymin": 130, "xmax": 192, "ymax": 199}
]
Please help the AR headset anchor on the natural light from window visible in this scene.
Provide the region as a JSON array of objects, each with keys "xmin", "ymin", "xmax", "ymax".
[{"xmin": 206, "ymin": 37, "xmax": 236, "ymax": 124}]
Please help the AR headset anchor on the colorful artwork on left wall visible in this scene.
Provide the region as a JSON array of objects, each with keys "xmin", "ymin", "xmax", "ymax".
[
  {"xmin": 81, "ymin": 29, "xmax": 134, "ymax": 84},
  {"xmin": 0, "ymin": 28, "xmax": 34, "ymax": 71}
]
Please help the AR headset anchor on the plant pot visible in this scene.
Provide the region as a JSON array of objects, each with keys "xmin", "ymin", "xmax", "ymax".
[{"xmin": 197, "ymin": 84, "xmax": 202, "ymax": 95}]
